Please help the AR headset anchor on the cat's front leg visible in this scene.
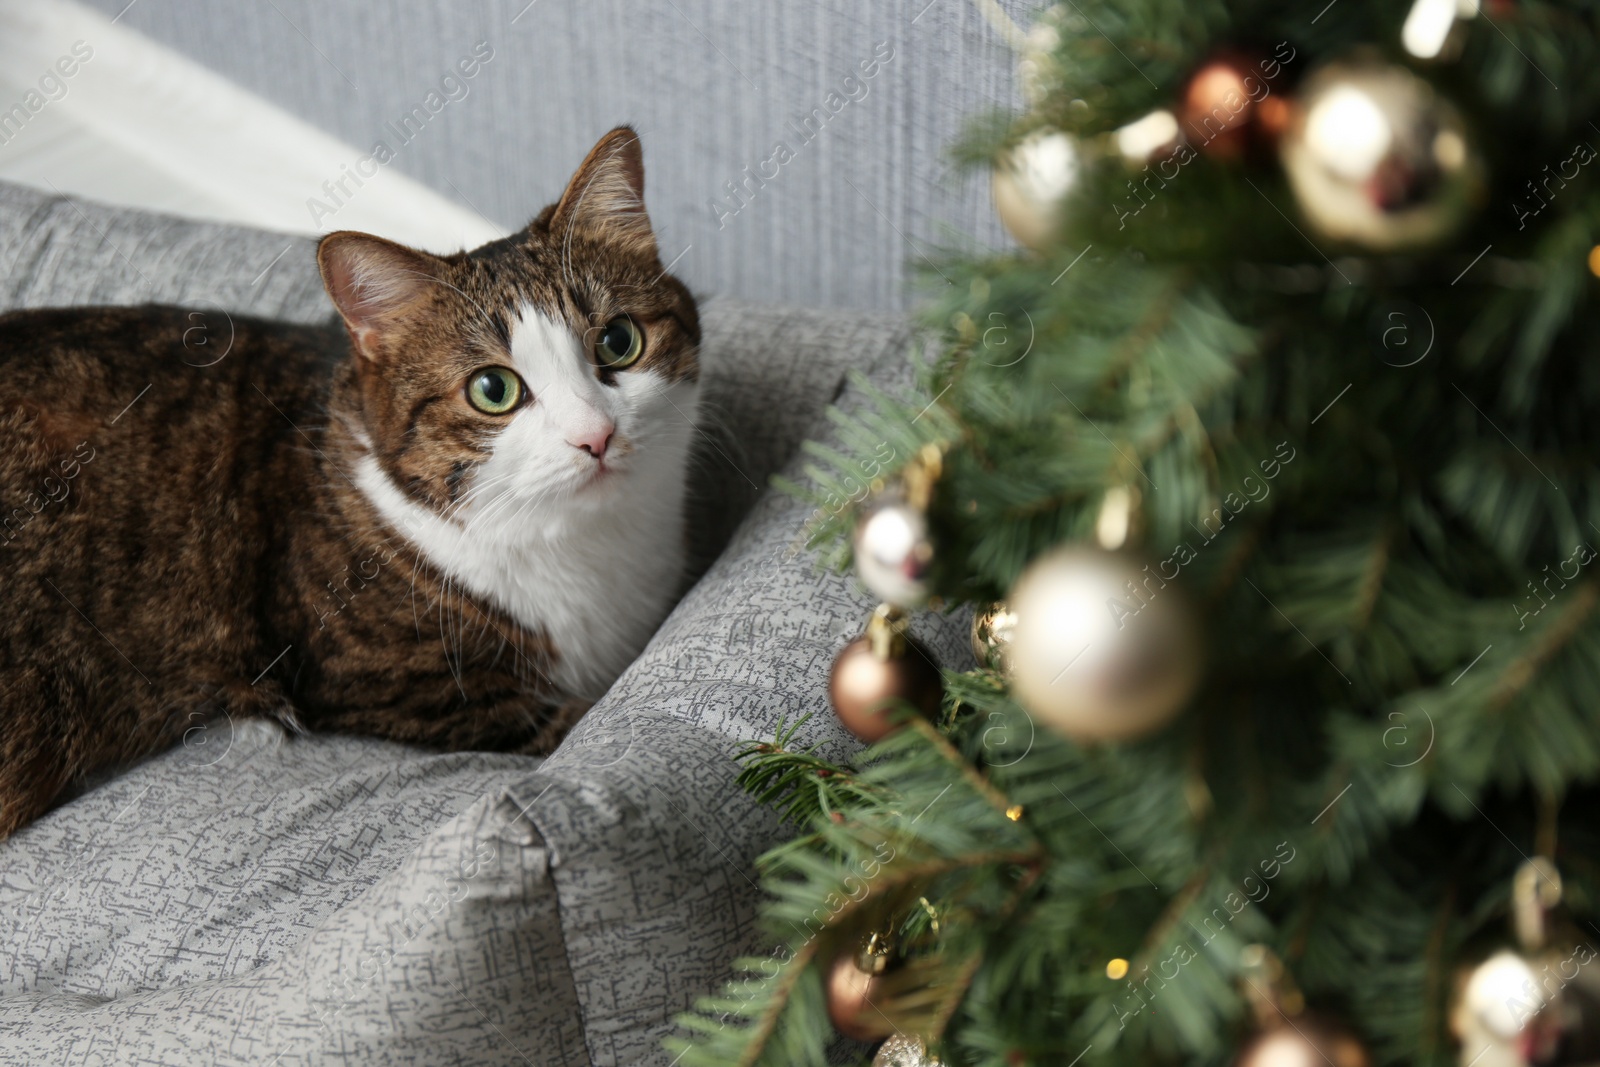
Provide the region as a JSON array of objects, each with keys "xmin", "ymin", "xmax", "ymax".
[{"xmin": 512, "ymin": 697, "xmax": 592, "ymax": 755}]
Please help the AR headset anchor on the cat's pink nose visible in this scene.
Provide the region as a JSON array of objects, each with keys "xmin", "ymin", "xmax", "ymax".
[{"xmin": 569, "ymin": 422, "xmax": 615, "ymax": 459}]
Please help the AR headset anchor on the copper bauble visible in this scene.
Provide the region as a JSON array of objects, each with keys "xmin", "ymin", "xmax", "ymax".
[
  {"xmin": 829, "ymin": 631, "xmax": 943, "ymax": 743},
  {"xmin": 1280, "ymin": 58, "xmax": 1482, "ymax": 249},
  {"xmin": 1180, "ymin": 52, "xmax": 1277, "ymax": 158},
  {"xmin": 826, "ymin": 945, "xmax": 896, "ymax": 1043},
  {"xmin": 1235, "ymin": 1015, "xmax": 1373, "ymax": 1067},
  {"xmin": 1006, "ymin": 545, "xmax": 1201, "ymax": 743}
]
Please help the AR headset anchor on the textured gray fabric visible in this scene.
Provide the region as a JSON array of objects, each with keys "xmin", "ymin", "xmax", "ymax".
[
  {"xmin": 0, "ymin": 179, "xmax": 331, "ymax": 322},
  {"xmin": 75, "ymin": 0, "xmax": 1026, "ymax": 311},
  {"xmin": 0, "ymin": 183, "xmax": 974, "ymax": 1064},
  {"xmin": 0, "ymin": 725, "xmax": 591, "ymax": 1066}
]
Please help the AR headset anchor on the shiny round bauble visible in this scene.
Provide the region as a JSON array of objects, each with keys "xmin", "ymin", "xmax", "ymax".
[
  {"xmin": 992, "ymin": 129, "xmax": 1079, "ymax": 252},
  {"xmin": 829, "ymin": 634, "xmax": 943, "ymax": 743},
  {"xmin": 1279, "ymin": 58, "xmax": 1482, "ymax": 250},
  {"xmin": 1451, "ymin": 948, "xmax": 1600, "ymax": 1067},
  {"xmin": 1458, "ymin": 950, "xmax": 1547, "ymax": 1044},
  {"xmin": 970, "ymin": 600, "xmax": 1018, "ymax": 673},
  {"xmin": 873, "ymin": 1034, "xmax": 944, "ymax": 1066},
  {"xmin": 854, "ymin": 491, "xmax": 934, "ymax": 609},
  {"xmin": 1006, "ymin": 545, "xmax": 1201, "ymax": 743},
  {"xmin": 1180, "ymin": 51, "xmax": 1279, "ymax": 158},
  {"xmin": 1114, "ymin": 109, "xmax": 1184, "ymax": 165},
  {"xmin": 826, "ymin": 947, "xmax": 897, "ymax": 1043},
  {"xmin": 1234, "ymin": 1015, "xmax": 1373, "ymax": 1067}
]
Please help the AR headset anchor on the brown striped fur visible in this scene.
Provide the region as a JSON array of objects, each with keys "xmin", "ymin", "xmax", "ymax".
[{"xmin": 0, "ymin": 128, "xmax": 698, "ymax": 838}]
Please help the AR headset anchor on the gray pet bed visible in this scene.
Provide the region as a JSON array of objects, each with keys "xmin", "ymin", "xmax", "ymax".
[{"xmin": 0, "ymin": 182, "xmax": 971, "ymax": 1065}]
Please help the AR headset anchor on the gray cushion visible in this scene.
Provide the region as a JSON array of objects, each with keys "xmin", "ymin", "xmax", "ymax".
[{"xmin": 0, "ymin": 182, "xmax": 972, "ymax": 1064}]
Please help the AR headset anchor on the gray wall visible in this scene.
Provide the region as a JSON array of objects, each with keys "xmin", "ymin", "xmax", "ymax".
[{"xmin": 84, "ymin": 0, "xmax": 1027, "ymax": 310}]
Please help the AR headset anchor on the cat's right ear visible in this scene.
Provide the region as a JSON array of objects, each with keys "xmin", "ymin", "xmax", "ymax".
[{"xmin": 317, "ymin": 232, "xmax": 441, "ymax": 362}]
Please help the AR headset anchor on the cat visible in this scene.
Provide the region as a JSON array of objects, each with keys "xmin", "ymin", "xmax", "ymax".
[{"xmin": 0, "ymin": 127, "xmax": 701, "ymax": 839}]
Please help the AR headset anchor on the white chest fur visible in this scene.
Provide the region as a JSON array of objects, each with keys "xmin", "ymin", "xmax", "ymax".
[{"xmin": 358, "ymin": 455, "xmax": 689, "ymax": 699}]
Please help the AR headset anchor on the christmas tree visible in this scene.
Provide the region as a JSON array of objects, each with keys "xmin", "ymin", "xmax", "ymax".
[{"xmin": 672, "ymin": 2, "xmax": 1600, "ymax": 1065}]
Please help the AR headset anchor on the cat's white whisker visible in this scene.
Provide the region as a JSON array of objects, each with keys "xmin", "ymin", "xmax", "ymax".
[{"xmin": 443, "ymin": 467, "xmax": 521, "ymax": 525}]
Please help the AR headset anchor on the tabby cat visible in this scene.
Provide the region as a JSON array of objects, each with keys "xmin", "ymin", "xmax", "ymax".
[{"xmin": 0, "ymin": 128, "xmax": 700, "ymax": 838}]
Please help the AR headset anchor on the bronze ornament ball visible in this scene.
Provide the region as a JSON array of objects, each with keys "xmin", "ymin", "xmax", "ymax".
[
  {"xmin": 1234, "ymin": 1015, "xmax": 1373, "ymax": 1067},
  {"xmin": 825, "ymin": 943, "xmax": 898, "ymax": 1043},
  {"xmin": 1180, "ymin": 51, "xmax": 1279, "ymax": 158},
  {"xmin": 829, "ymin": 632, "xmax": 943, "ymax": 743}
]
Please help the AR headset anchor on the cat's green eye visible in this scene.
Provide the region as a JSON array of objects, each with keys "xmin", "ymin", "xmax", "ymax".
[
  {"xmin": 466, "ymin": 367, "xmax": 524, "ymax": 415},
  {"xmin": 595, "ymin": 315, "xmax": 643, "ymax": 369}
]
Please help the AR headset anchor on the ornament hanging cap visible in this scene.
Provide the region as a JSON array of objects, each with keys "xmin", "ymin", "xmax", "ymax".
[
  {"xmin": 1095, "ymin": 484, "xmax": 1142, "ymax": 550},
  {"xmin": 903, "ymin": 443, "xmax": 944, "ymax": 512},
  {"xmin": 857, "ymin": 928, "xmax": 896, "ymax": 975},
  {"xmin": 1239, "ymin": 944, "xmax": 1306, "ymax": 1028},
  {"xmin": 1512, "ymin": 856, "xmax": 1563, "ymax": 952},
  {"xmin": 867, "ymin": 603, "xmax": 913, "ymax": 660}
]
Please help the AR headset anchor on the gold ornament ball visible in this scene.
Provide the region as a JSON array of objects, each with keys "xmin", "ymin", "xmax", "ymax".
[
  {"xmin": 1006, "ymin": 545, "xmax": 1201, "ymax": 743},
  {"xmin": 825, "ymin": 947, "xmax": 897, "ymax": 1043},
  {"xmin": 970, "ymin": 601, "xmax": 1018, "ymax": 672},
  {"xmin": 1235, "ymin": 1016, "xmax": 1373, "ymax": 1067},
  {"xmin": 873, "ymin": 1034, "xmax": 944, "ymax": 1066},
  {"xmin": 829, "ymin": 634, "xmax": 943, "ymax": 743},
  {"xmin": 992, "ymin": 129, "xmax": 1079, "ymax": 251},
  {"xmin": 1279, "ymin": 58, "xmax": 1482, "ymax": 250},
  {"xmin": 854, "ymin": 491, "xmax": 934, "ymax": 609}
]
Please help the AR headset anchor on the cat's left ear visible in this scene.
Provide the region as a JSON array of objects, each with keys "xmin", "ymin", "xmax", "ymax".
[
  {"xmin": 318, "ymin": 232, "xmax": 444, "ymax": 362},
  {"xmin": 549, "ymin": 126, "xmax": 656, "ymax": 255}
]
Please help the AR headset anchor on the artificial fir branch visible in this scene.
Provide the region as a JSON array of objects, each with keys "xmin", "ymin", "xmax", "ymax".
[
  {"xmin": 1352, "ymin": 524, "xmax": 1394, "ymax": 632},
  {"xmin": 1488, "ymin": 579, "xmax": 1600, "ymax": 710},
  {"xmin": 1204, "ymin": 520, "xmax": 1266, "ymax": 603},
  {"xmin": 680, "ymin": 721, "xmax": 1048, "ymax": 1065},
  {"xmin": 1094, "ymin": 276, "xmax": 1185, "ymax": 391},
  {"xmin": 1417, "ymin": 885, "xmax": 1459, "ymax": 1064},
  {"xmin": 900, "ymin": 716, "xmax": 1015, "ymax": 819},
  {"xmin": 735, "ymin": 714, "xmax": 883, "ymax": 828},
  {"xmin": 731, "ymin": 941, "xmax": 823, "ymax": 1067},
  {"xmin": 686, "ymin": 3, "xmax": 1600, "ymax": 1065}
]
